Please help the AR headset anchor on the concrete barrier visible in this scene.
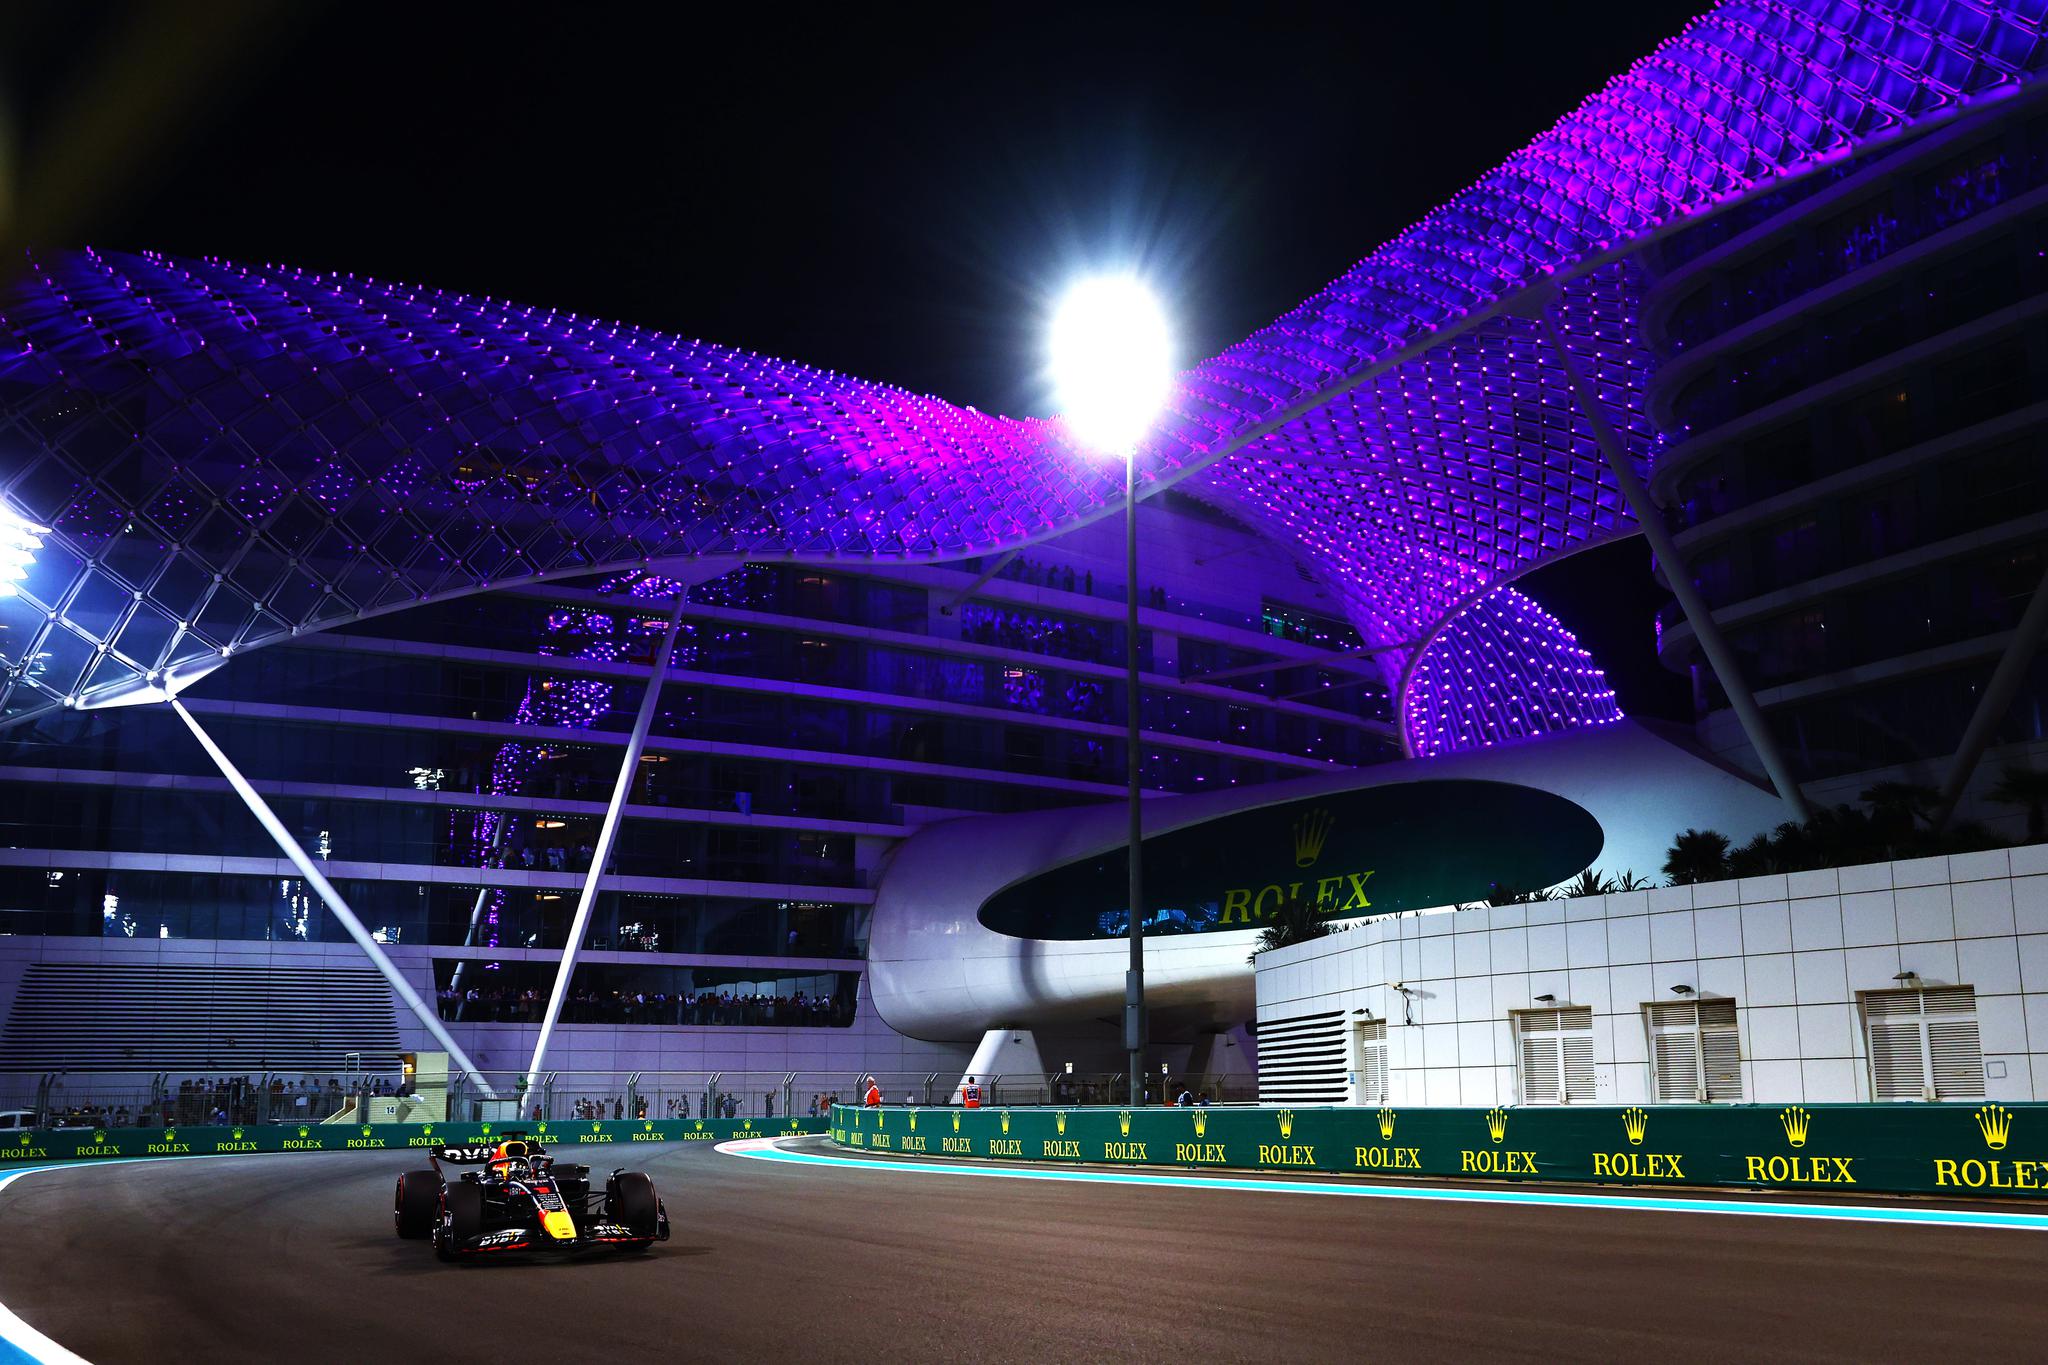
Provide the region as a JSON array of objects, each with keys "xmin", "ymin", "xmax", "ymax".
[
  {"xmin": 829, "ymin": 1101, "xmax": 2048, "ymax": 1198},
  {"xmin": 0, "ymin": 1115, "xmax": 827, "ymax": 1164}
]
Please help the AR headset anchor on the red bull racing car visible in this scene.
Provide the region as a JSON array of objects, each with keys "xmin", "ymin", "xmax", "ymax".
[{"xmin": 393, "ymin": 1135, "xmax": 670, "ymax": 1261}]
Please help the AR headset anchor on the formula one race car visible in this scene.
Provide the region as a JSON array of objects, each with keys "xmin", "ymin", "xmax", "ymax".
[{"xmin": 392, "ymin": 1135, "xmax": 670, "ymax": 1261}]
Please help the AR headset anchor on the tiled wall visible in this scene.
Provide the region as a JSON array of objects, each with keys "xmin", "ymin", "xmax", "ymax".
[{"xmin": 1255, "ymin": 844, "xmax": 2048, "ymax": 1106}]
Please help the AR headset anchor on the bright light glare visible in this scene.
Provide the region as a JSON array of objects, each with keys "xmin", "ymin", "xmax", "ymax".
[
  {"xmin": 0, "ymin": 501, "xmax": 47, "ymax": 598},
  {"xmin": 1048, "ymin": 275, "xmax": 1173, "ymax": 456}
]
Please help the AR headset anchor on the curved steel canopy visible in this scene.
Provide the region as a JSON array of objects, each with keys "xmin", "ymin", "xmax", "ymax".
[{"xmin": 1, "ymin": 0, "xmax": 2042, "ymax": 751}]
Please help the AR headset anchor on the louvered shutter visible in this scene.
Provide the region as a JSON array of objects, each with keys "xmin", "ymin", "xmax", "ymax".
[
  {"xmin": 1560, "ymin": 1009, "xmax": 1596, "ymax": 1102},
  {"xmin": 1699, "ymin": 999, "xmax": 1743, "ymax": 1101},
  {"xmin": 1863, "ymin": 987, "xmax": 1984, "ymax": 1101},
  {"xmin": 1353, "ymin": 1019, "xmax": 1387, "ymax": 1104},
  {"xmin": 1924, "ymin": 987, "xmax": 1985, "ymax": 1100},
  {"xmin": 1518, "ymin": 1009, "xmax": 1561, "ymax": 1103},
  {"xmin": 1647, "ymin": 1001, "xmax": 1702, "ymax": 1102},
  {"xmin": 1514, "ymin": 1008, "xmax": 1594, "ymax": 1103}
]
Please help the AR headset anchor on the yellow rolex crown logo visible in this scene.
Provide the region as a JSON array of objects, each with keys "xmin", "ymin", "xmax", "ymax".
[
  {"xmin": 93, "ymin": 1130, "xmax": 106, "ymax": 1143},
  {"xmin": 1056, "ymin": 1110, "xmax": 1068, "ymax": 1135},
  {"xmin": 164, "ymin": 1128, "xmax": 177, "ymax": 1141},
  {"xmin": 1277, "ymin": 1109, "xmax": 1295, "ymax": 1139},
  {"xmin": 1622, "ymin": 1107, "xmax": 1648, "ymax": 1146},
  {"xmin": 1485, "ymin": 1108, "xmax": 1508, "ymax": 1144},
  {"xmin": 480, "ymin": 1124, "xmax": 491, "ymax": 1135},
  {"xmin": 743, "ymin": 1119, "xmax": 752, "ymax": 1130},
  {"xmin": 1118, "ymin": 1110, "xmax": 1132, "ymax": 1136},
  {"xmin": 360, "ymin": 1125, "xmax": 372, "ymax": 1137},
  {"xmin": 1192, "ymin": 1110, "xmax": 1207, "ymax": 1137},
  {"xmin": 1000, "ymin": 1110, "xmax": 1011, "ymax": 1133},
  {"xmin": 1377, "ymin": 1108, "xmax": 1396, "ymax": 1141},
  {"xmin": 590, "ymin": 1121, "xmax": 601, "ymax": 1132},
  {"xmin": 537, "ymin": 1122, "xmax": 548, "ymax": 1134},
  {"xmin": 15, "ymin": 1132, "xmax": 27, "ymax": 1145},
  {"xmin": 877, "ymin": 1110, "xmax": 885, "ymax": 1129},
  {"xmin": 1780, "ymin": 1105, "xmax": 1810, "ymax": 1149},
  {"xmin": 908, "ymin": 1111, "xmax": 917, "ymax": 1131},
  {"xmin": 951, "ymin": 1112, "xmax": 962, "ymax": 1133},
  {"xmin": 643, "ymin": 1120, "xmax": 654, "ymax": 1131},
  {"xmin": 1293, "ymin": 807, "xmax": 1335, "ymax": 868},
  {"xmin": 296, "ymin": 1126, "xmax": 309, "ymax": 1138},
  {"xmin": 422, "ymin": 1124, "xmax": 433, "ymax": 1135},
  {"xmin": 694, "ymin": 1120, "xmax": 704, "ymax": 1131},
  {"xmin": 1977, "ymin": 1103, "xmax": 2013, "ymax": 1151}
]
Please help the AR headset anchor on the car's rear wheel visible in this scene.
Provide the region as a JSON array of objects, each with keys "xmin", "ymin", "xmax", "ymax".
[
  {"xmin": 435, "ymin": 1182, "xmax": 482, "ymax": 1262},
  {"xmin": 607, "ymin": 1172, "xmax": 659, "ymax": 1240},
  {"xmin": 393, "ymin": 1170, "xmax": 439, "ymax": 1239}
]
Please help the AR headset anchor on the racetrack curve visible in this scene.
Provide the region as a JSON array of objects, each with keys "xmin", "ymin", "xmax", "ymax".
[{"xmin": 6, "ymin": 1138, "xmax": 2048, "ymax": 1363}]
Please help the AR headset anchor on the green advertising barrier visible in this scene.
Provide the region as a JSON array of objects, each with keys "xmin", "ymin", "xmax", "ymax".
[
  {"xmin": 0, "ymin": 1115, "xmax": 825, "ymax": 1165},
  {"xmin": 830, "ymin": 1101, "xmax": 2048, "ymax": 1199}
]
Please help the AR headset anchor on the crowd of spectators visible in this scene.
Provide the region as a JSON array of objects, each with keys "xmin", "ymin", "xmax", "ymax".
[
  {"xmin": 438, "ymin": 984, "xmax": 853, "ymax": 1028},
  {"xmin": 959, "ymin": 603, "xmax": 1112, "ymax": 665},
  {"xmin": 29, "ymin": 1075, "xmax": 406, "ymax": 1128}
]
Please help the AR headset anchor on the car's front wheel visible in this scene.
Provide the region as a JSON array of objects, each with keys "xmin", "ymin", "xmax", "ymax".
[
  {"xmin": 393, "ymin": 1170, "xmax": 439, "ymax": 1239},
  {"xmin": 607, "ymin": 1172, "xmax": 659, "ymax": 1241},
  {"xmin": 434, "ymin": 1182, "xmax": 482, "ymax": 1262}
]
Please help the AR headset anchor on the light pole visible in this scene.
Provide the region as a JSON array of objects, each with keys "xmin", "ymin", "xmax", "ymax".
[{"xmin": 1047, "ymin": 274, "xmax": 1172, "ymax": 1110}]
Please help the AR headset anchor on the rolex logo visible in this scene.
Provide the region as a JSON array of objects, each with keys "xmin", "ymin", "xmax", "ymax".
[
  {"xmin": 1000, "ymin": 1110, "xmax": 1011, "ymax": 1134},
  {"xmin": 1192, "ymin": 1110, "xmax": 1207, "ymax": 1137},
  {"xmin": 480, "ymin": 1124, "xmax": 492, "ymax": 1135},
  {"xmin": 1780, "ymin": 1106, "xmax": 1810, "ymax": 1149},
  {"xmin": 93, "ymin": 1130, "xmax": 106, "ymax": 1143},
  {"xmin": 537, "ymin": 1122, "xmax": 548, "ymax": 1134},
  {"xmin": 164, "ymin": 1129, "xmax": 177, "ymax": 1142},
  {"xmin": 421, "ymin": 1124, "xmax": 433, "ymax": 1136},
  {"xmin": 742, "ymin": 1119, "xmax": 752, "ymax": 1130},
  {"xmin": 1118, "ymin": 1111, "xmax": 1132, "ymax": 1136},
  {"xmin": 1622, "ymin": 1107, "xmax": 1647, "ymax": 1146},
  {"xmin": 1056, "ymin": 1110, "xmax": 1068, "ymax": 1136},
  {"xmin": 297, "ymin": 1126, "xmax": 309, "ymax": 1138},
  {"xmin": 361, "ymin": 1125, "xmax": 372, "ymax": 1137},
  {"xmin": 16, "ymin": 1133, "xmax": 28, "ymax": 1145},
  {"xmin": 590, "ymin": 1121, "xmax": 602, "ymax": 1133},
  {"xmin": 1978, "ymin": 1103, "xmax": 2013, "ymax": 1152},
  {"xmin": 952, "ymin": 1112, "xmax": 962, "ymax": 1133},
  {"xmin": 877, "ymin": 1110, "xmax": 885, "ymax": 1129},
  {"xmin": 1278, "ymin": 1109, "xmax": 1295, "ymax": 1139},
  {"xmin": 1485, "ymin": 1108, "xmax": 1508, "ymax": 1144},
  {"xmin": 1293, "ymin": 807, "xmax": 1335, "ymax": 868},
  {"xmin": 908, "ymin": 1111, "xmax": 917, "ymax": 1132},
  {"xmin": 1377, "ymin": 1108, "xmax": 1396, "ymax": 1141},
  {"xmin": 694, "ymin": 1120, "xmax": 704, "ymax": 1131},
  {"xmin": 643, "ymin": 1120, "xmax": 654, "ymax": 1131}
]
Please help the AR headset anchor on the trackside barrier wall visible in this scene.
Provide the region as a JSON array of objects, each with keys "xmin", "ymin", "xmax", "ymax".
[
  {"xmin": 829, "ymin": 1103, "xmax": 2048, "ymax": 1198},
  {"xmin": 0, "ymin": 1116, "xmax": 825, "ymax": 1164}
]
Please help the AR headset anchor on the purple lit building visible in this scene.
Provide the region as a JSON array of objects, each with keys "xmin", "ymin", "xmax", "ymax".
[{"xmin": 2, "ymin": 1, "xmax": 2046, "ymax": 1112}]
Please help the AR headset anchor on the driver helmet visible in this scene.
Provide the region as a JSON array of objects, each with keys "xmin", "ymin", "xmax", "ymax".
[{"xmin": 487, "ymin": 1139, "xmax": 531, "ymax": 1182}]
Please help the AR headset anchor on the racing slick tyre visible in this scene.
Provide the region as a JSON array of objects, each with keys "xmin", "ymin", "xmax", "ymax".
[
  {"xmin": 435, "ymin": 1181, "xmax": 482, "ymax": 1262},
  {"xmin": 394, "ymin": 1169, "xmax": 440, "ymax": 1239},
  {"xmin": 608, "ymin": 1172, "xmax": 659, "ymax": 1241}
]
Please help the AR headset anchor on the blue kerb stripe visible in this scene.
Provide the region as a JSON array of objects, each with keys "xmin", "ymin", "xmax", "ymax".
[{"xmin": 729, "ymin": 1141, "xmax": 2048, "ymax": 1233}]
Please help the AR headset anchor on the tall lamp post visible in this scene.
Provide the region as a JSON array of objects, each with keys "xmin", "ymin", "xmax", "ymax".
[{"xmin": 1049, "ymin": 275, "xmax": 1173, "ymax": 1109}]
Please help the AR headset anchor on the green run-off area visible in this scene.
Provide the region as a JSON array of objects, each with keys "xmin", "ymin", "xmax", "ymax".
[
  {"xmin": 830, "ymin": 1102, "xmax": 2048, "ymax": 1198},
  {"xmin": 0, "ymin": 1116, "xmax": 826, "ymax": 1164}
]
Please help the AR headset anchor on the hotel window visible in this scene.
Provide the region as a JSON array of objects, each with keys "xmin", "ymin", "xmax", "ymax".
[
  {"xmin": 1643, "ymin": 998, "xmax": 1742, "ymax": 1102},
  {"xmin": 1349, "ymin": 1016, "xmax": 1387, "ymax": 1105},
  {"xmin": 1513, "ymin": 1007, "xmax": 1595, "ymax": 1104},
  {"xmin": 1862, "ymin": 986, "xmax": 1985, "ymax": 1101}
]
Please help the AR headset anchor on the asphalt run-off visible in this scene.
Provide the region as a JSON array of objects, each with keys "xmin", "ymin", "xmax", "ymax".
[{"xmin": 5, "ymin": 1139, "xmax": 2048, "ymax": 1362}]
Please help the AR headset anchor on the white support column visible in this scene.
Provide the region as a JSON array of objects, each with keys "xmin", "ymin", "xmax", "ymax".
[
  {"xmin": 523, "ymin": 593, "xmax": 688, "ymax": 1095},
  {"xmin": 169, "ymin": 696, "xmax": 497, "ymax": 1097},
  {"xmin": 1539, "ymin": 307, "xmax": 1809, "ymax": 821},
  {"xmin": 1934, "ymin": 562, "xmax": 2048, "ymax": 828}
]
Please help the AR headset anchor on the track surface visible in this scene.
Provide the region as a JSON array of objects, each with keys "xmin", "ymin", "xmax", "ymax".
[{"xmin": 6, "ymin": 1139, "xmax": 2048, "ymax": 1363}]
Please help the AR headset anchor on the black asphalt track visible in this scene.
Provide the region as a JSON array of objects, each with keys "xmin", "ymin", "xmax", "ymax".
[{"xmin": 5, "ymin": 1138, "xmax": 2048, "ymax": 1363}]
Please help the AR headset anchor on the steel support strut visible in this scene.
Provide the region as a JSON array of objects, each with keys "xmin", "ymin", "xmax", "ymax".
[
  {"xmin": 169, "ymin": 696, "xmax": 497, "ymax": 1097},
  {"xmin": 524, "ymin": 592, "xmax": 689, "ymax": 1095},
  {"xmin": 1934, "ymin": 562, "xmax": 2048, "ymax": 828},
  {"xmin": 1539, "ymin": 307, "xmax": 1808, "ymax": 821}
]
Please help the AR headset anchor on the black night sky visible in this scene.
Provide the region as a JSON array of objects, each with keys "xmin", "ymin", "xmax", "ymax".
[{"xmin": 1, "ymin": 0, "xmax": 1704, "ymax": 720}]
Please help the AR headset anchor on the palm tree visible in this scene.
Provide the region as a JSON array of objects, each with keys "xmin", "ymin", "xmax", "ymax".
[
  {"xmin": 1861, "ymin": 780, "xmax": 1939, "ymax": 852},
  {"xmin": 1612, "ymin": 870, "xmax": 1653, "ymax": 892},
  {"xmin": 1247, "ymin": 894, "xmax": 1330, "ymax": 963},
  {"xmin": 1663, "ymin": 828, "xmax": 1731, "ymax": 885},
  {"xmin": 1988, "ymin": 766, "xmax": 2048, "ymax": 844}
]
